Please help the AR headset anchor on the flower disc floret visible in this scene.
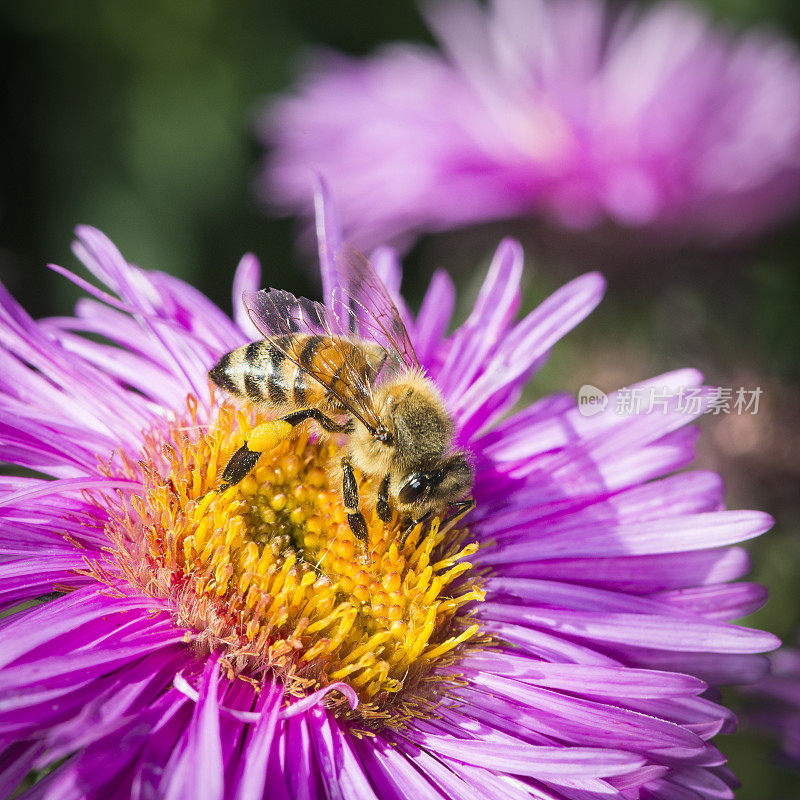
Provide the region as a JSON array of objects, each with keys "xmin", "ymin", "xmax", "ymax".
[{"xmin": 101, "ymin": 399, "xmax": 484, "ymax": 724}]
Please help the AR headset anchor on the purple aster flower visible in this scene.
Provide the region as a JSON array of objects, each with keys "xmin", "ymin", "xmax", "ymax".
[
  {"xmin": 0, "ymin": 181, "xmax": 780, "ymax": 799},
  {"xmin": 259, "ymin": 0, "xmax": 800, "ymax": 250}
]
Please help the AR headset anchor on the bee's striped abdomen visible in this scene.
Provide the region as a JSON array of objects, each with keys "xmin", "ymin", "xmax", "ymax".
[
  {"xmin": 209, "ymin": 337, "xmax": 291, "ymax": 405},
  {"xmin": 208, "ymin": 335, "xmax": 369, "ymax": 411},
  {"xmin": 292, "ymin": 335, "xmax": 319, "ymax": 406},
  {"xmin": 243, "ymin": 339, "xmax": 287, "ymax": 404}
]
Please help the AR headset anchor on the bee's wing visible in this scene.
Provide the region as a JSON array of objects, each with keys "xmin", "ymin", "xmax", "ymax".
[
  {"xmin": 244, "ymin": 288, "xmax": 334, "ymax": 338},
  {"xmin": 242, "ymin": 287, "xmax": 388, "ymax": 435},
  {"xmin": 330, "ymin": 244, "xmax": 420, "ymax": 372}
]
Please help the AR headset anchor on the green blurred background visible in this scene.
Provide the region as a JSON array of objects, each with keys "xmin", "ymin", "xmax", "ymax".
[{"xmin": 1, "ymin": 0, "xmax": 799, "ymax": 795}]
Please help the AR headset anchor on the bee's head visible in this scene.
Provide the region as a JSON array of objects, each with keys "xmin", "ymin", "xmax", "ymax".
[{"xmin": 396, "ymin": 451, "xmax": 473, "ymax": 515}]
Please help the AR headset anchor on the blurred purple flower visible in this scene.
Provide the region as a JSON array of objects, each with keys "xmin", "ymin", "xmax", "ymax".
[
  {"xmin": 260, "ymin": 0, "xmax": 800, "ymax": 250},
  {"xmin": 0, "ymin": 184, "xmax": 781, "ymax": 798},
  {"xmin": 746, "ymin": 646, "xmax": 800, "ymax": 766}
]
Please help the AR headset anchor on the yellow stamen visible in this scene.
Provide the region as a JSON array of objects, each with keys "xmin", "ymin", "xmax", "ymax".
[{"xmin": 98, "ymin": 399, "xmax": 486, "ymax": 725}]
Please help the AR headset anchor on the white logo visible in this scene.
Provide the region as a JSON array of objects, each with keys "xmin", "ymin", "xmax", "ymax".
[{"xmin": 577, "ymin": 384, "xmax": 608, "ymax": 416}]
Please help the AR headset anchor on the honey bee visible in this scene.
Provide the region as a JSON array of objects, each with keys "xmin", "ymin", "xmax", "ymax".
[{"xmin": 208, "ymin": 244, "xmax": 474, "ymax": 548}]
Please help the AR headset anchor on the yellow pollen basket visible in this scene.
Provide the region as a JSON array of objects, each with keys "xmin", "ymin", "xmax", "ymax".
[{"xmin": 105, "ymin": 399, "xmax": 485, "ymax": 725}]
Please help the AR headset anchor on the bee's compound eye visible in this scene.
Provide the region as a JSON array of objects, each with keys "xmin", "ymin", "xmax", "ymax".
[{"xmin": 398, "ymin": 473, "xmax": 430, "ymax": 504}]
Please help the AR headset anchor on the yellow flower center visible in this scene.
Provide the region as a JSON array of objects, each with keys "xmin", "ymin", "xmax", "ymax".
[{"xmin": 101, "ymin": 397, "xmax": 485, "ymax": 725}]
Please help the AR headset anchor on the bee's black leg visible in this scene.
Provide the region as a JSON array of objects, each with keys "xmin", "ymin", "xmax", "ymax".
[
  {"xmin": 441, "ymin": 498, "xmax": 475, "ymax": 529},
  {"xmin": 341, "ymin": 457, "xmax": 368, "ymax": 544},
  {"xmin": 220, "ymin": 444, "xmax": 263, "ymax": 489},
  {"xmin": 220, "ymin": 409, "xmax": 347, "ymax": 490},
  {"xmin": 400, "ymin": 499, "xmax": 475, "ymax": 547},
  {"xmin": 376, "ymin": 475, "xmax": 391, "ymax": 523},
  {"xmin": 281, "ymin": 408, "xmax": 347, "ymax": 433},
  {"xmin": 400, "ymin": 510, "xmax": 433, "ymax": 548}
]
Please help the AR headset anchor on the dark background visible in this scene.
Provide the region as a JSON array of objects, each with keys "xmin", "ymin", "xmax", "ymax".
[{"xmin": 1, "ymin": 1, "xmax": 799, "ymax": 795}]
